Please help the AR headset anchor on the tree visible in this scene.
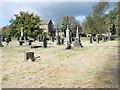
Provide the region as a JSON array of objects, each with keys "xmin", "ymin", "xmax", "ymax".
[
  {"xmin": 9, "ymin": 11, "xmax": 41, "ymax": 38},
  {"xmin": 82, "ymin": 2, "xmax": 109, "ymax": 34},
  {"xmin": 61, "ymin": 16, "xmax": 82, "ymax": 37}
]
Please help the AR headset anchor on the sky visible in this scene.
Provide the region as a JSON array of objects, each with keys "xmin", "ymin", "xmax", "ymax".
[{"xmin": 0, "ymin": 1, "xmax": 117, "ymax": 27}]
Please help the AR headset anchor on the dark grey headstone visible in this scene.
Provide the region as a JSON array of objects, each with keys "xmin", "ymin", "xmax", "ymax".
[
  {"xmin": 57, "ymin": 35, "xmax": 61, "ymax": 45},
  {"xmin": 25, "ymin": 52, "xmax": 35, "ymax": 61},
  {"xmin": 43, "ymin": 35, "xmax": 47, "ymax": 48}
]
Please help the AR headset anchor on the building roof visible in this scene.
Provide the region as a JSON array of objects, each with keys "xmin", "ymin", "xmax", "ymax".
[{"xmin": 41, "ymin": 20, "xmax": 51, "ymax": 25}]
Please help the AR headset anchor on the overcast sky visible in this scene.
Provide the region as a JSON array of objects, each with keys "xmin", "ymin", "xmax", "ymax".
[{"xmin": 0, "ymin": 1, "xmax": 117, "ymax": 27}]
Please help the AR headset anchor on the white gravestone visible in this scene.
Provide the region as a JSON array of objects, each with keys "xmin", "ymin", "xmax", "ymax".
[{"xmin": 66, "ymin": 25, "xmax": 70, "ymax": 47}]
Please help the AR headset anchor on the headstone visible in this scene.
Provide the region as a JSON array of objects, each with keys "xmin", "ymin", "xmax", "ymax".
[
  {"xmin": 51, "ymin": 36, "xmax": 55, "ymax": 42},
  {"xmin": 20, "ymin": 27, "xmax": 24, "ymax": 40},
  {"xmin": 96, "ymin": 34, "xmax": 100, "ymax": 43},
  {"xmin": 19, "ymin": 40, "xmax": 24, "ymax": 45},
  {"xmin": 0, "ymin": 35, "xmax": 3, "ymax": 47},
  {"xmin": 89, "ymin": 34, "xmax": 93, "ymax": 43},
  {"xmin": 43, "ymin": 35, "xmax": 47, "ymax": 48},
  {"xmin": 57, "ymin": 35, "xmax": 61, "ymax": 45},
  {"xmin": 102, "ymin": 34, "xmax": 106, "ymax": 42},
  {"xmin": 25, "ymin": 52, "xmax": 36, "ymax": 61},
  {"xmin": 69, "ymin": 31, "xmax": 72, "ymax": 44},
  {"xmin": 65, "ymin": 25, "xmax": 71, "ymax": 49},
  {"xmin": 6, "ymin": 37, "xmax": 10, "ymax": 45},
  {"xmin": 28, "ymin": 40, "xmax": 33, "ymax": 45},
  {"xmin": 74, "ymin": 27, "xmax": 83, "ymax": 47},
  {"xmin": 1, "ymin": 36, "xmax": 5, "ymax": 42},
  {"xmin": 8, "ymin": 35, "xmax": 12, "ymax": 42},
  {"xmin": 61, "ymin": 38, "xmax": 64, "ymax": 44}
]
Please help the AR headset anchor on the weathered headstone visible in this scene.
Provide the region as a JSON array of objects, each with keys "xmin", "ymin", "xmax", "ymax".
[
  {"xmin": 6, "ymin": 37, "xmax": 10, "ymax": 45},
  {"xmin": 20, "ymin": 27, "xmax": 24, "ymax": 40},
  {"xmin": 61, "ymin": 38, "xmax": 64, "ymax": 44},
  {"xmin": 65, "ymin": 25, "xmax": 71, "ymax": 49},
  {"xmin": 8, "ymin": 35, "xmax": 12, "ymax": 42},
  {"xmin": 0, "ymin": 35, "xmax": 3, "ymax": 47},
  {"xmin": 57, "ymin": 35, "xmax": 61, "ymax": 45},
  {"xmin": 43, "ymin": 35, "xmax": 47, "ymax": 48},
  {"xmin": 89, "ymin": 34, "xmax": 93, "ymax": 43},
  {"xmin": 1, "ymin": 36, "xmax": 5, "ymax": 42},
  {"xmin": 19, "ymin": 40, "xmax": 24, "ymax": 45},
  {"xmin": 51, "ymin": 36, "xmax": 55, "ymax": 42},
  {"xmin": 74, "ymin": 27, "xmax": 83, "ymax": 47},
  {"xmin": 102, "ymin": 34, "xmax": 106, "ymax": 42},
  {"xmin": 28, "ymin": 40, "xmax": 33, "ymax": 45},
  {"xmin": 96, "ymin": 34, "xmax": 100, "ymax": 43},
  {"xmin": 25, "ymin": 52, "xmax": 36, "ymax": 61}
]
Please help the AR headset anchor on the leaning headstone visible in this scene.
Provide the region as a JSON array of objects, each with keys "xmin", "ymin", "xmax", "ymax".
[
  {"xmin": 65, "ymin": 25, "xmax": 71, "ymax": 49},
  {"xmin": 57, "ymin": 35, "xmax": 61, "ymax": 45},
  {"xmin": 74, "ymin": 27, "xmax": 83, "ymax": 47},
  {"xmin": 0, "ymin": 35, "xmax": 3, "ymax": 47},
  {"xmin": 43, "ymin": 35, "xmax": 47, "ymax": 48}
]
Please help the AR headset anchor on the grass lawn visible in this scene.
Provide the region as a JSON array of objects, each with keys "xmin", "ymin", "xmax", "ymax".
[{"xmin": 1, "ymin": 37, "xmax": 118, "ymax": 88}]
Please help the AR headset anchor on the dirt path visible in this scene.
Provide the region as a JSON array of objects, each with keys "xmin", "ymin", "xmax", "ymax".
[{"xmin": 1, "ymin": 40, "xmax": 118, "ymax": 88}]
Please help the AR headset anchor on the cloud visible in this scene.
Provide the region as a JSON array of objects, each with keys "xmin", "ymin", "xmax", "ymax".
[
  {"xmin": 1, "ymin": 2, "xmax": 115, "ymax": 27},
  {"xmin": 1, "ymin": 2, "xmax": 97, "ymax": 19}
]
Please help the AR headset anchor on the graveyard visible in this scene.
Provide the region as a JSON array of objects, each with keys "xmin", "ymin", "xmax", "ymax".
[
  {"xmin": 1, "ymin": 35, "xmax": 118, "ymax": 88},
  {"xmin": 1, "ymin": 1, "xmax": 119, "ymax": 89}
]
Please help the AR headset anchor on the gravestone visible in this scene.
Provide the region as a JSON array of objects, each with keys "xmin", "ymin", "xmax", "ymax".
[
  {"xmin": 25, "ymin": 52, "xmax": 36, "ymax": 61},
  {"xmin": 0, "ymin": 35, "xmax": 3, "ymax": 47},
  {"xmin": 6, "ymin": 37, "xmax": 10, "ymax": 45},
  {"xmin": 43, "ymin": 35, "xmax": 47, "ymax": 48},
  {"xmin": 8, "ymin": 35, "xmax": 12, "ymax": 42},
  {"xmin": 57, "ymin": 35, "xmax": 61, "ymax": 45},
  {"xmin": 1, "ymin": 36, "xmax": 5, "ymax": 42},
  {"xmin": 89, "ymin": 34, "xmax": 93, "ymax": 43},
  {"xmin": 20, "ymin": 27, "xmax": 24, "ymax": 40},
  {"xmin": 74, "ymin": 27, "xmax": 83, "ymax": 47},
  {"xmin": 61, "ymin": 38, "xmax": 64, "ymax": 44},
  {"xmin": 38, "ymin": 34, "xmax": 43, "ymax": 42},
  {"xmin": 65, "ymin": 25, "xmax": 71, "ymax": 49},
  {"xmin": 51, "ymin": 36, "xmax": 55, "ymax": 42},
  {"xmin": 28, "ymin": 40, "xmax": 33, "ymax": 45},
  {"xmin": 102, "ymin": 34, "xmax": 106, "ymax": 42},
  {"xmin": 19, "ymin": 40, "xmax": 24, "ymax": 45},
  {"xmin": 96, "ymin": 34, "xmax": 100, "ymax": 43}
]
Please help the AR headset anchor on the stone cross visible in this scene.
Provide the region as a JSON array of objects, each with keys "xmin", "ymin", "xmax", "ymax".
[{"xmin": 66, "ymin": 25, "xmax": 70, "ymax": 47}]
